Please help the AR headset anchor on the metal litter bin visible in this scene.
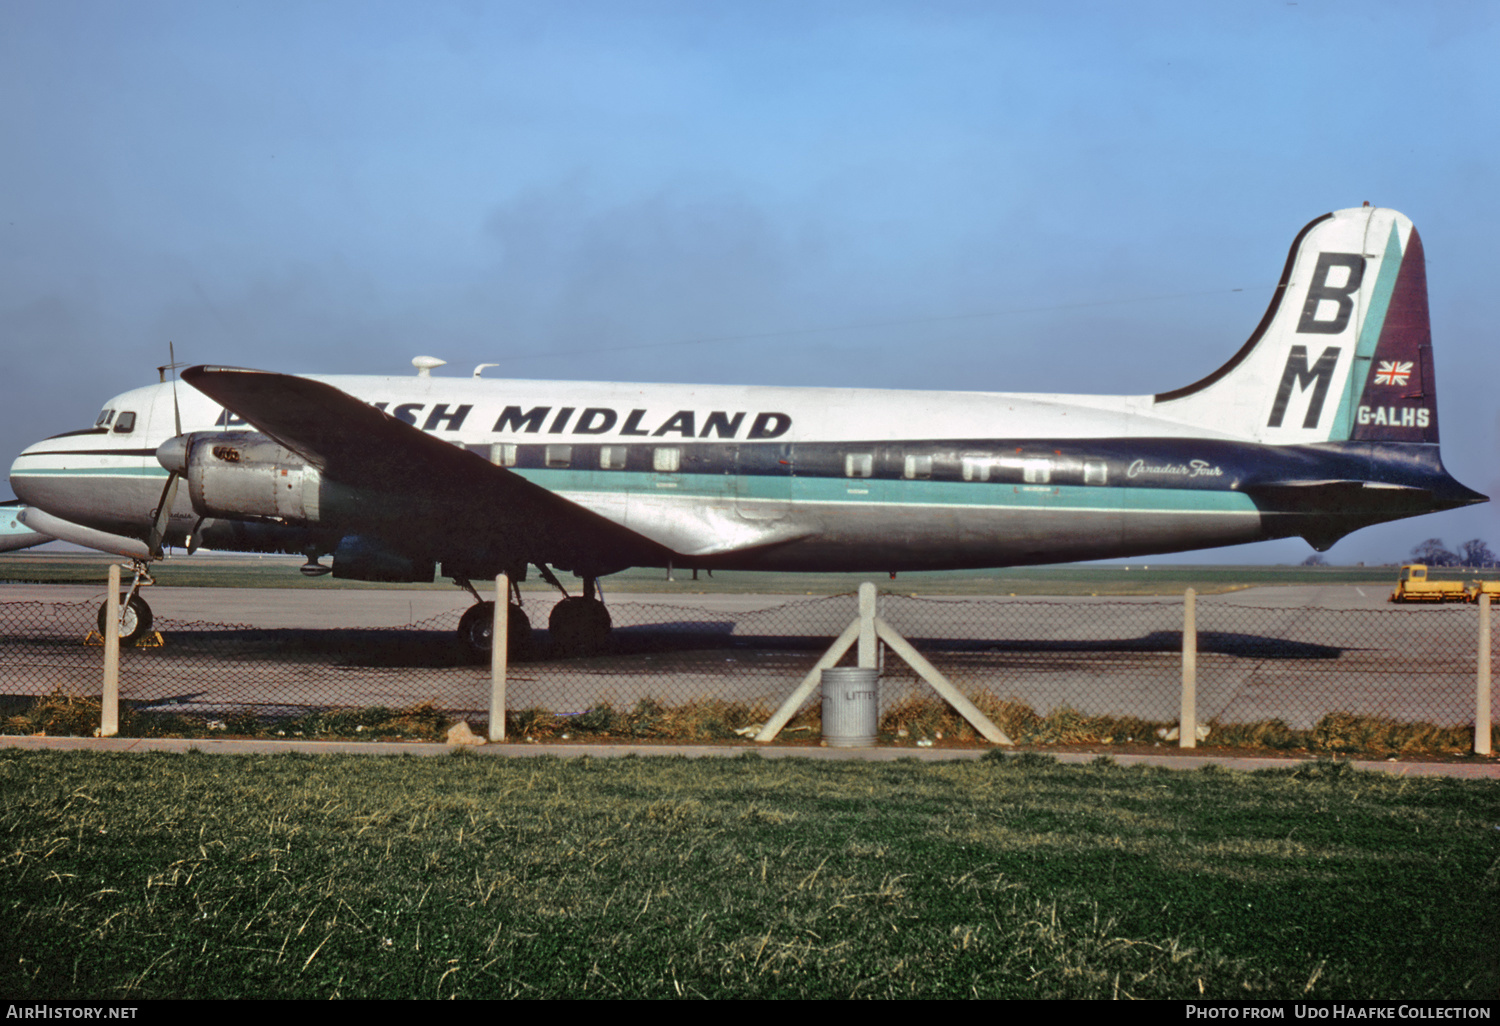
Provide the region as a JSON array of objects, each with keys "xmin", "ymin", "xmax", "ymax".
[{"xmin": 821, "ymin": 667, "xmax": 878, "ymax": 747}]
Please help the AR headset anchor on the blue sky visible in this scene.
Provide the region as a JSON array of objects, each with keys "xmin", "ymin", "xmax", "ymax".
[{"xmin": 3, "ymin": 0, "xmax": 1497, "ymax": 565}]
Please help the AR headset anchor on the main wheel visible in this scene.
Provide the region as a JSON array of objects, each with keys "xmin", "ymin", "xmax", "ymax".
[
  {"xmin": 97, "ymin": 595, "xmax": 153, "ymax": 645},
  {"xmin": 548, "ymin": 597, "xmax": 612, "ymax": 657},
  {"xmin": 457, "ymin": 602, "xmax": 534, "ymax": 663}
]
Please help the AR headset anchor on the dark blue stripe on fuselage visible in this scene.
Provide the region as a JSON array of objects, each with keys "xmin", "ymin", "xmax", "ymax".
[{"xmin": 467, "ymin": 436, "xmax": 1461, "ymax": 498}]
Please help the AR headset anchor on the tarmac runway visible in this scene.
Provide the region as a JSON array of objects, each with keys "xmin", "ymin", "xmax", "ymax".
[
  {"xmin": 0, "ymin": 580, "xmax": 1419, "ymax": 626},
  {"xmin": 0, "ymin": 583, "xmax": 1491, "ymax": 733}
]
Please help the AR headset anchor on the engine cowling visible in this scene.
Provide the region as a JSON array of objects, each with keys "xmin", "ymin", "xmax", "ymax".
[{"xmin": 157, "ymin": 432, "xmax": 321, "ymax": 523}]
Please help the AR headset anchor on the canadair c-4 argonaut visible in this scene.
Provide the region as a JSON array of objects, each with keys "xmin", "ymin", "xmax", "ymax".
[{"xmin": 9, "ymin": 206, "xmax": 1486, "ymax": 655}]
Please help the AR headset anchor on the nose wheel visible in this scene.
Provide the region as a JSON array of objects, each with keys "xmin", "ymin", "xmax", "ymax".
[
  {"xmin": 97, "ymin": 594, "xmax": 153, "ymax": 645},
  {"xmin": 98, "ymin": 560, "xmax": 156, "ymax": 645}
]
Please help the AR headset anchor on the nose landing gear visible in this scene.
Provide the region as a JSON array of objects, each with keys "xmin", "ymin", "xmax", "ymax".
[{"xmin": 97, "ymin": 560, "xmax": 156, "ymax": 645}]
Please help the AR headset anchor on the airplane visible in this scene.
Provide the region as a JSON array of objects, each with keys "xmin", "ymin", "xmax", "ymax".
[
  {"xmin": 8, "ymin": 205, "xmax": 1487, "ymax": 655},
  {"xmin": 0, "ymin": 501, "xmax": 53, "ymax": 552}
]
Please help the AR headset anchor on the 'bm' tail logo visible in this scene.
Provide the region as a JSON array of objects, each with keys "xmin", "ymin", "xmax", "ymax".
[
  {"xmin": 1297, "ymin": 252, "xmax": 1365, "ymax": 335},
  {"xmin": 1267, "ymin": 251, "xmax": 1364, "ymax": 428},
  {"xmin": 1268, "ymin": 345, "xmax": 1340, "ymax": 428}
]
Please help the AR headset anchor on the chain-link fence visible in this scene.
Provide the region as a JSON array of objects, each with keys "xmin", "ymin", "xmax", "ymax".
[{"xmin": 0, "ymin": 591, "xmax": 1493, "ymax": 739}]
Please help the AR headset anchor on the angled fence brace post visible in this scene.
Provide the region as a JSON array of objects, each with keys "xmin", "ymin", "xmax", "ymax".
[
  {"xmin": 755, "ymin": 619, "xmax": 861, "ymax": 742},
  {"xmin": 757, "ymin": 585, "xmax": 1014, "ymax": 745},
  {"xmin": 100, "ymin": 564, "xmax": 120, "ymax": 738},
  {"xmin": 872, "ymin": 618, "xmax": 1013, "ymax": 745},
  {"xmin": 1478, "ymin": 593, "xmax": 1491, "ymax": 757},
  {"xmin": 1180, "ymin": 587, "xmax": 1197, "ymax": 749},
  {"xmin": 489, "ymin": 573, "xmax": 509, "ymax": 742}
]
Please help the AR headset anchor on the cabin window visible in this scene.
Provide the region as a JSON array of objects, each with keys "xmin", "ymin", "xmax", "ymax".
[
  {"xmin": 1021, "ymin": 459, "xmax": 1051, "ymax": 484},
  {"xmin": 844, "ymin": 453, "xmax": 873, "ymax": 478},
  {"xmin": 653, "ymin": 447, "xmax": 681, "ymax": 473},
  {"xmin": 600, "ymin": 446, "xmax": 628, "ymax": 470},
  {"xmin": 545, "ymin": 445, "xmax": 573, "ymax": 468},
  {"xmin": 1084, "ymin": 460, "xmax": 1107, "ymax": 485},
  {"xmin": 113, "ymin": 412, "xmax": 136, "ymax": 434},
  {"xmin": 961, "ymin": 456, "xmax": 993, "ymax": 482},
  {"xmin": 489, "ymin": 443, "xmax": 518, "ymax": 467},
  {"xmin": 903, "ymin": 454, "xmax": 933, "ymax": 480}
]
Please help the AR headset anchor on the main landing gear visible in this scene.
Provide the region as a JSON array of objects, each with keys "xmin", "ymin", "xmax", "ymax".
[
  {"xmin": 97, "ymin": 561, "xmax": 155, "ymax": 645},
  {"xmin": 453, "ymin": 567, "xmax": 613, "ymax": 662},
  {"xmin": 455, "ymin": 577, "xmax": 535, "ymax": 663},
  {"xmin": 539, "ymin": 565, "xmax": 612, "ymax": 658}
]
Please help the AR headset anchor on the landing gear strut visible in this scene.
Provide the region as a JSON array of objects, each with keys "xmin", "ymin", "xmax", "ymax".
[{"xmin": 97, "ymin": 561, "xmax": 155, "ymax": 645}]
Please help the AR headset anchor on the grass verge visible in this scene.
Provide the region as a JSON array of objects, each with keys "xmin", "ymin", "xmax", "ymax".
[
  {"xmin": 5, "ymin": 690, "xmax": 1495, "ymax": 758},
  {"xmin": 0, "ymin": 750, "xmax": 1494, "ymax": 999}
]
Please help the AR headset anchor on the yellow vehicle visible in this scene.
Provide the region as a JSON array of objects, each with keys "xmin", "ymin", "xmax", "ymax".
[
  {"xmin": 1389, "ymin": 564, "xmax": 1470, "ymax": 603},
  {"xmin": 1466, "ymin": 580, "xmax": 1500, "ymax": 604}
]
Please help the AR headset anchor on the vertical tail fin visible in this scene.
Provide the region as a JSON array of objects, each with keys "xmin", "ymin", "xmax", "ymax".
[{"xmin": 1153, "ymin": 207, "xmax": 1439, "ymax": 445}]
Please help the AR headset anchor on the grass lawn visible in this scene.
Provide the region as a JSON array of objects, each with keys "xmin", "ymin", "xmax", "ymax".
[{"xmin": 1, "ymin": 749, "xmax": 1495, "ymax": 999}]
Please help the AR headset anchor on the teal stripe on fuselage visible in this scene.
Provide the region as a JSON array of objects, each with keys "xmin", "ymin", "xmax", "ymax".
[
  {"xmin": 514, "ymin": 468, "xmax": 1257, "ymax": 514},
  {"xmin": 12, "ymin": 467, "xmax": 165, "ymax": 478},
  {"xmin": 16, "ymin": 464, "xmax": 1257, "ymax": 515},
  {"xmin": 1332, "ymin": 224, "xmax": 1404, "ymax": 439}
]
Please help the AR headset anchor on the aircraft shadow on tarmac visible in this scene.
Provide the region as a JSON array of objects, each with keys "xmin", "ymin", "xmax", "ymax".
[{"xmin": 134, "ymin": 622, "xmax": 1344, "ymax": 669}]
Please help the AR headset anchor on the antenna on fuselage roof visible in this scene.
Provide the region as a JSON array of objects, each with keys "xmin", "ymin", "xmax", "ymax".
[
  {"xmin": 412, "ymin": 356, "xmax": 446, "ymax": 377},
  {"xmin": 156, "ymin": 347, "xmax": 189, "ymax": 383}
]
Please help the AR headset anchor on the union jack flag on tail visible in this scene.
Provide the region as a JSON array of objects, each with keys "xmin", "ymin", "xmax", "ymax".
[{"xmin": 1373, "ymin": 360, "xmax": 1412, "ymax": 386}]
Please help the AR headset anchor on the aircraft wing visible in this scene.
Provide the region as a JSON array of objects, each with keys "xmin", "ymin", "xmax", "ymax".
[{"xmin": 179, "ymin": 366, "xmax": 668, "ymax": 573}]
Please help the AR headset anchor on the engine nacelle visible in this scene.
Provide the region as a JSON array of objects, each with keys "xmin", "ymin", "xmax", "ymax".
[{"xmin": 158, "ymin": 432, "xmax": 321, "ymax": 523}]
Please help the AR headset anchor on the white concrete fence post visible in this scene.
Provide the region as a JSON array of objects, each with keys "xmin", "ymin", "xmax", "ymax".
[
  {"xmin": 489, "ymin": 573, "xmax": 509, "ymax": 742},
  {"xmin": 858, "ymin": 582, "xmax": 877, "ymax": 669},
  {"xmin": 100, "ymin": 563, "xmax": 120, "ymax": 738},
  {"xmin": 1478, "ymin": 593, "xmax": 1491, "ymax": 757},
  {"xmin": 1180, "ymin": 587, "xmax": 1197, "ymax": 749}
]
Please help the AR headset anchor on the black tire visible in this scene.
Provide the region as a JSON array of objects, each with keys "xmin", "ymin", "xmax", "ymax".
[
  {"xmin": 457, "ymin": 602, "xmax": 534, "ymax": 663},
  {"xmin": 548, "ymin": 598, "xmax": 612, "ymax": 657},
  {"xmin": 97, "ymin": 595, "xmax": 153, "ymax": 645}
]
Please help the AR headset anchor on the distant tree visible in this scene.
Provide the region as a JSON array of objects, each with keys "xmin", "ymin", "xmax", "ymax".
[
  {"xmin": 1300, "ymin": 554, "xmax": 1329, "ymax": 566},
  {"xmin": 1458, "ymin": 539, "xmax": 1498, "ymax": 568},
  {"xmin": 1409, "ymin": 537, "xmax": 1459, "ymax": 567}
]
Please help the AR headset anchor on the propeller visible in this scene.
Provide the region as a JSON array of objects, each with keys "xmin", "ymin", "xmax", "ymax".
[{"xmin": 146, "ymin": 343, "xmax": 184, "ymax": 559}]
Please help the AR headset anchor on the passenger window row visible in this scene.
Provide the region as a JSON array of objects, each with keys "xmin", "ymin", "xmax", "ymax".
[
  {"xmin": 488, "ymin": 443, "xmax": 684, "ymax": 473},
  {"xmin": 480, "ymin": 444, "xmax": 1109, "ymax": 485}
]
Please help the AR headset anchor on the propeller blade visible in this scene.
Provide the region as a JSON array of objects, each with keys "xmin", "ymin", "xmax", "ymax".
[
  {"xmin": 146, "ymin": 342, "xmax": 186, "ymax": 560},
  {"xmin": 185, "ymin": 516, "xmax": 204, "ymax": 555},
  {"xmin": 169, "ymin": 341, "xmax": 182, "ymax": 437},
  {"xmin": 147, "ymin": 473, "xmax": 179, "ymax": 559}
]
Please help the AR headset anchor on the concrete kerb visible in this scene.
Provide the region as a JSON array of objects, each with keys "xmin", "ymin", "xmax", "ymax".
[{"xmin": 1, "ymin": 734, "xmax": 1496, "ymax": 779}]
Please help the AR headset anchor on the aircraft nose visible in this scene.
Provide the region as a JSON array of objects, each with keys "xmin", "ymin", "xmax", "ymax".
[{"xmin": 9, "ymin": 439, "xmax": 47, "ymax": 506}]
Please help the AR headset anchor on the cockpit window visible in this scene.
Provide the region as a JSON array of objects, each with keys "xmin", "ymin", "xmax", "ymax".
[
  {"xmin": 113, "ymin": 411, "xmax": 136, "ymax": 434},
  {"xmin": 95, "ymin": 410, "xmax": 115, "ymax": 428}
]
